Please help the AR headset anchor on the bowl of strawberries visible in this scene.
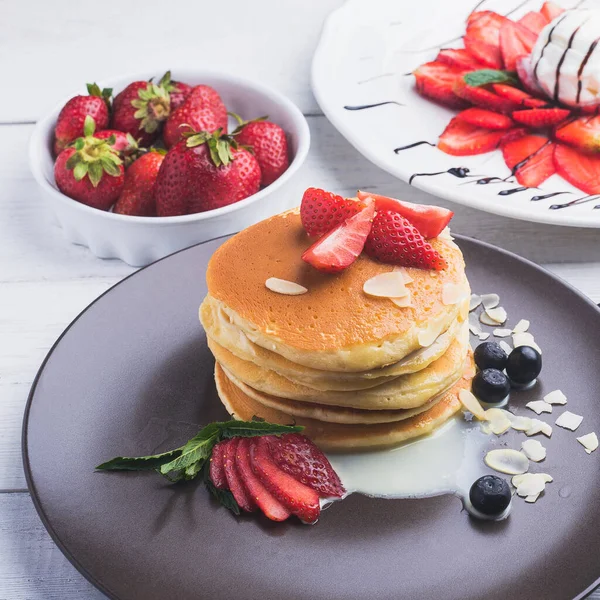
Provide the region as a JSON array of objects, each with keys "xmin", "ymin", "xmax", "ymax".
[{"xmin": 29, "ymin": 70, "xmax": 310, "ymax": 266}]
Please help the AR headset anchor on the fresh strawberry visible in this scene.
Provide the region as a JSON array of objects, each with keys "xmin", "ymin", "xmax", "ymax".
[
  {"xmin": 516, "ymin": 56, "xmax": 544, "ymax": 96},
  {"xmin": 209, "ymin": 440, "xmax": 229, "ymax": 490},
  {"xmin": 301, "ymin": 202, "xmax": 375, "ymax": 273},
  {"xmin": 268, "ymin": 434, "xmax": 345, "ymax": 498},
  {"xmin": 163, "ymin": 85, "xmax": 228, "ymax": 148},
  {"xmin": 111, "ymin": 72, "xmax": 173, "ymax": 147},
  {"xmin": 500, "ymin": 127, "xmax": 530, "ymax": 145},
  {"xmin": 95, "ymin": 129, "xmax": 139, "ymax": 163},
  {"xmin": 554, "ymin": 115, "xmax": 600, "ymax": 152},
  {"xmin": 233, "ymin": 116, "xmax": 289, "ymax": 187},
  {"xmin": 236, "ymin": 438, "xmax": 290, "ymax": 522},
  {"xmin": 436, "ymin": 48, "xmax": 484, "ymax": 70},
  {"xmin": 158, "ymin": 71, "xmax": 193, "ymax": 111},
  {"xmin": 364, "ymin": 210, "xmax": 447, "ymax": 270},
  {"xmin": 464, "ymin": 11, "xmax": 508, "ymax": 68},
  {"xmin": 113, "ymin": 151, "xmax": 164, "ymax": 216},
  {"xmin": 356, "ymin": 191, "xmax": 453, "ymax": 238},
  {"xmin": 499, "ymin": 20, "xmax": 537, "ymax": 71},
  {"xmin": 491, "ymin": 84, "xmax": 547, "ymax": 108},
  {"xmin": 457, "ymin": 107, "xmax": 514, "ymax": 130},
  {"xmin": 54, "ymin": 116, "xmax": 124, "ymax": 210},
  {"xmin": 250, "ymin": 436, "xmax": 320, "ymax": 524},
  {"xmin": 437, "ymin": 117, "xmax": 506, "ymax": 156},
  {"xmin": 554, "ymin": 144, "xmax": 600, "ymax": 194},
  {"xmin": 155, "ymin": 129, "xmax": 261, "ymax": 216},
  {"xmin": 453, "ymin": 79, "xmax": 520, "ymax": 114},
  {"xmin": 512, "ymin": 107, "xmax": 571, "ymax": 128},
  {"xmin": 54, "ymin": 83, "xmax": 111, "ymax": 156},
  {"xmin": 413, "ymin": 61, "xmax": 469, "ymax": 109},
  {"xmin": 300, "ymin": 187, "xmax": 364, "ymax": 237},
  {"xmin": 501, "ymin": 134, "xmax": 555, "ymax": 187},
  {"xmin": 223, "ymin": 438, "xmax": 257, "ymax": 512},
  {"xmin": 518, "ymin": 11, "xmax": 550, "ymax": 35},
  {"xmin": 541, "ymin": 1, "xmax": 564, "ymax": 22}
]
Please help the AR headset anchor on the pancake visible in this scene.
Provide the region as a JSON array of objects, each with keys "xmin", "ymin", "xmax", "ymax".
[
  {"xmin": 203, "ymin": 209, "xmax": 469, "ymax": 372},
  {"xmin": 214, "ymin": 355, "xmax": 475, "ymax": 451},
  {"xmin": 200, "ymin": 299, "xmax": 466, "ymax": 391},
  {"xmin": 208, "ymin": 323, "xmax": 470, "ymax": 410}
]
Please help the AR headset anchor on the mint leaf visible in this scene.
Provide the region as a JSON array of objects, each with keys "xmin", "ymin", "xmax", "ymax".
[
  {"xmin": 218, "ymin": 420, "xmax": 303, "ymax": 439},
  {"xmin": 202, "ymin": 462, "xmax": 240, "ymax": 515},
  {"xmin": 96, "ymin": 448, "xmax": 182, "ymax": 471},
  {"xmin": 464, "ymin": 69, "xmax": 519, "ymax": 87},
  {"xmin": 158, "ymin": 423, "xmax": 220, "ymax": 476}
]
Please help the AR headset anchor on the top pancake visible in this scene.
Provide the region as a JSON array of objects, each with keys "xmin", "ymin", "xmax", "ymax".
[{"xmin": 204, "ymin": 209, "xmax": 468, "ymax": 372}]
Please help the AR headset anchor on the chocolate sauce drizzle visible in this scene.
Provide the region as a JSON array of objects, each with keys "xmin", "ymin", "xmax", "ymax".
[
  {"xmin": 499, "ymin": 186, "xmax": 528, "ymax": 196},
  {"xmin": 549, "ymin": 194, "xmax": 600, "ymax": 210},
  {"xmin": 409, "ymin": 167, "xmax": 470, "ymax": 185},
  {"xmin": 394, "ymin": 141, "xmax": 435, "ymax": 153},
  {"xmin": 476, "ymin": 177, "xmax": 505, "ymax": 184},
  {"xmin": 576, "ymin": 36, "xmax": 600, "ymax": 104},
  {"xmin": 533, "ymin": 13, "xmax": 569, "ymax": 84},
  {"xmin": 343, "ymin": 101, "xmax": 403, "ymax": 110},
  {"xmin": 554, "ymin": 18, "xmax": 588, "ymax": 104},
  {"xmin": 531, "ymin": 191, "xmax": 571, "ymax": 201}
]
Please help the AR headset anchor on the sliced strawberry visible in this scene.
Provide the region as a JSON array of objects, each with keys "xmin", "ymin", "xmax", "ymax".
[
  {"xmin": 464, "ymin": 11, "xmax": 508, "ymax": 68},
  {"xmin": 463, "ymin": 36, "xmax": 503, "ymax": 69},
  {"xmin": 356, "ymin": 191, "xmax": 453, "ymax": 238},
  {"xmin": 300, "ymin": 187, "xmax": 364, "ymax": 238},
  {"xmin": 413, "ymin": 61, "xmax": 469, "ymax": 109},
  {"xmin": 250, "ymin": 436, "xmax": 320, "ymax": 524},
  {"xmin": 223, "ymin": 438, "xmax": 257, "ymax": 512},
  {"xmin": 541, "ymin": 1, "xmax": 564, "ymax": 22},
  {"xmin": 554, "ymin": 115, "xmax": 600, "ymax": 153},
  {"xmin": 502, "ymin": 135, "xmax": 556, "ymax": 187},
  {"xmin": 236, "ymin": 438, "xmax": 290, "ymax": 522},
  {"xmin": 364, "ymin": 210, "xmax": 447, "ymax": 270},
  {"xmin": 499, "ymin": 20, "xmax": 537, "ymax": 71},
  {"xmin": 492, "ymin": 84, "xmax": 548, "ymax": 108},
  {"xmin": 512, "ymin": 107, "xmax": 570, "ymax": 128},
  {"xmin": 457, "ymin": 107, "xmax": 514, "ymax": 130},
  {"xmin": 209, "ymin": 440, "xmax": 229, "ymax": 490},
  {"xmin": 554, "ymin": 144, "xmax": 600, "ymax": 194},
  {"xmin": 500, "ymin": 127, "xmax": 530, "ymax": 146},
  {"xmin": 436, "ymin": 48, "xmax": 484, "ymax": 70},
  {"xmin": 301, "ymin": 202, "xmax": 375, "ymax": 273},
  {"xmin": 453, "ymin": 79, "xmax": 520, "ymax": 114},
  {"xmin": 516, "ymin": 56, "xmax": 544, "ymax": 96},
  {"xmin": 437, "ymin": 117, "xmax": 505, "ymax": 156},
  {"xmin": 518, "ymin": 11, "xmax": 550, "ymax": 35}
]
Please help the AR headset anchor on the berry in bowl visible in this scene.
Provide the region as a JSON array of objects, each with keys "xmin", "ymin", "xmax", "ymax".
[{"xmin": 29, "ymin": 70, "xmax": 310, "ymax": 266}]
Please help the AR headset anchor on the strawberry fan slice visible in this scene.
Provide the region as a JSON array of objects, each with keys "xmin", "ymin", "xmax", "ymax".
[{"xmin": 502, "ymin": 135, "xmax": 556, "ymax": 187}]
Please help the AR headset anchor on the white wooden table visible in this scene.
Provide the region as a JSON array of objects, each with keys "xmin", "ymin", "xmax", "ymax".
[{"xmin": 1, "ymin": 1, "xmax": 599, "ymax": 597}]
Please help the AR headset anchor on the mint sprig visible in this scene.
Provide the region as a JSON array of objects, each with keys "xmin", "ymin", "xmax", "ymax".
[{"xmin": 463, "ymin": 69, "xmax": 519, "ymax": 87}]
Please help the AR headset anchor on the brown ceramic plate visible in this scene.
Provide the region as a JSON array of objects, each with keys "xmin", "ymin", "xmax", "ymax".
[{"xmin": 23, "ymin": 235, "xmax": 600, "ymax": 600}]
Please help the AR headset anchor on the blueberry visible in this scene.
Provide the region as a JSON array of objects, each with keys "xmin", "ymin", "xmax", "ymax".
[
  {"xmin": 469, "ymin": 475, "xmax": 511, "ymax": 516},
  {"xmin": 506, "ymin": 346, "xmax": 542, "ymax": 385},
  {"xmin": 472, "ymin": 368, "xmax": 511, "ymax": 404},
  {"xmin": 474, "ymin": 341, "xmax": 508, "ymax": 371}
]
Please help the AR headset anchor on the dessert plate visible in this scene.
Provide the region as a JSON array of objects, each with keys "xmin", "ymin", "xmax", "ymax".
[
  {"xmin": 23, "ymin": 235, "xmax": 600, "ymax": 600},
  {"xmin": 311, "ymin": 0, "xmax": 597, "ymax": 228}
]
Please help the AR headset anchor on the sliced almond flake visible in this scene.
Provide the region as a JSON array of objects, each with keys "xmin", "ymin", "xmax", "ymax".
[
  {"xmin": 526, "ymin": 419, "xmax": 552, "ymax": 437},
  {"xmin": 480, "ymin": 311, "xmax": 499, "ymax": 326},
  {"xmin": 493, "ymin": 328, "xmax": 512, "ymax": 338},
  {"xmin": 479, "ymin": 332, "xmax": 491, "ymax": 341},
  {"xmin": 507, "ymin": 414, "xmax": 533, "ymax": 432},
  {"xmin": 481, "ymin": 293, "xmax": 500, "ymax": 310},
  {"xmin": 526, "ymin": 400, "xmax": 552, "ymax": 415},
  {"xmin": 513, "ymin": 332, "xmax": 542, "ymax": 354},
  {"xmin": 544, "ymin": 390, "xmax": 567, "ymax": 405},
  {"xmin": 485, "ymin": 449, "xmax": 529, "ymax": 475},
  {"xmin": 515, "ymin": 476, "xmax": 546, "ymax": 498},
  {"xmin": 555, "ymin": 411, "xmax": 583, "ymax": 431},
  {"xmin": 484, "ymin": 408, "xmax": 512, "ymax": 435},
  {"xmin": 521, "ymin": 439, "xmax": 546, "ymax": 462},
  {"xmin": 525, "ymin": 494, "xmax": 540, "ymax": 503},
  {"xmin": 485, "ymin": 306, "xmax": 507, "ymax": 325},
  {"xmin": 512, "ymin": 319, "xmax": 530, "ymax": 334},
  {"xmin": 469, "ymin": 294, "xmax": 482, "ymax": 311},
  {"xmin": 265, "ymin": 278, "xmax": 308, "ymax": 296},
  {"xmin": 363, "ymin": 272, "xmax": 409, "ymax": 298},
  {"xmin": 459, "ymin": 389, "xmax": 487, "ymax": 420},
  {"xmin": 577, "ymin": 432, "xmax": 598, "ymax": 454},
  {"xmin": 442, "ymin": 282, "xmax": 467, "ymax": 305},
  {"xmin": 458, "ymin": 299, "xmax": 470, "ymax": 322},
  {"xmin": 393, "ymin": 266, "xmax": 414, "ymax": 284},
  {"xmin": 468, "ymin": 313, "xmax": 483, "ymax": 336},
  {"xmin": 390, "ymin": 292, "xmax": 412, "ymax": 308},
  {"xmin": 499, "ymin": 340, "xmax": 512, "ymax": 355}
]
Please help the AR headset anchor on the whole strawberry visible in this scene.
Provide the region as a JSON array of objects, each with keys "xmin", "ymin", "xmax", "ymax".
[
  {"xmin": 111, "ymin": 71, "xmax": 172, "ymax": 147},
  {"xmin": 155, "ymin": 129, "xmax": 261, "ymax": 216},
  {"xmin": 155, "ymin": 70, "xmax": 192, "ymax": 110},
  {"xmin": 54, "ymin": 116, "xmax": 124, "ymax": 210},
  {"xmin": 113, "ymin": 151, "xmax": 165, "ymax": 216},
  {"xmin": 233, "ymin": 115, "xmax": 289, "ymax": 186},
  {"xmin": 95, "ymin": 130, "xmax": 139, "ymax": 163},
  {"xmin": 54, "ymin": 83, "xmax": 111, "ymax": 156},
  {"xmin": 163, "ymin": 85, "xmax": 228, "ymax": 148}
]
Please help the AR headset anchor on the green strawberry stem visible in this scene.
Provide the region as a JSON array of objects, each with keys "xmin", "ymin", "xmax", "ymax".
[
  {"xmin": 182, "ymin": 127, "xmax": 246, "ymax": 167},
  {"xmin": 228, "ymin": 111, "xmax": 269, "ymax": 135},
  {"xmin": 86, "ymin": 82, "xmax": 112, "ymax": 110},
  {"xmin": 131, "ymin": 78, "xmax": 171, "ymax": 133}
]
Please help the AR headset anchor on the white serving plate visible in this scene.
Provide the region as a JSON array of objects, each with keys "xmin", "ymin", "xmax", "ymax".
[{"xmin": 311, "ymin": 0, "xmax": 600, "ymax": 228}]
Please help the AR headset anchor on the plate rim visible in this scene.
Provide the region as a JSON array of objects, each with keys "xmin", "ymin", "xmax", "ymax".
[{"xmin": 21, "ymin": 233, "xmax": 600, "ymax": 600}]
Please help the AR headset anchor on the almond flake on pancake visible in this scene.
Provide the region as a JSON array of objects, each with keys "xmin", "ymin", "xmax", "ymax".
[
  {"xmin": 485, "ymin": 449, "xmax": 529, "ymax": 475},
  {"xmin": 526, "ymin": 400, "xmax": 552, "ymax": 415},
  {"xmin": 390, "ymin": 291, "xmax": 412, "ymax": 308},
  {"xmin": 470, "ymin": 294, "xmax": 482, "ymax": 311},
  {"xmin": 499, "ymin": 340, "xmax": 512, "ymax": 354},
  {"xmin": 459, "ymin": 389, "xmax": 487, "ymax": 420},
  {"xmin": 555, "ymin": 411, "xmax": 583, "ymax": 431},
  {"xmin": 393, "ymin": 266, "xmax": 414, "ymax": 284},
  {"xmin": 265, "ymin": 278, "xmax": 308, "ymax": 296},
  {"xmin": 481, "ymin": 293, "xmax": 500, "ymax": 310},
  {"xmin": 484, "ymin": 306, "xmax": 507, "ymax": 324},
  {"xmin": 513, "ymin": 319, "xmax": 530, "ymax": 333},
  {"xmin": 442, "ymin": 282, "xmax": 467, "ymax": 305},
  {"xmin": 521, "ymin": 439, "xmax": 546, "ymax": 462},
  {"xmin": 484, "ymin": 408, "xmax": 512, "ymax": 434},
  {"xmin": 544, "ymin": 390, "xmax": 567, "ymax": 405},
  {"xmin": 493, "ymin": 328, "xmax": 512, "ymax": 338},
  {"xmin": 363, "ymin": 272, "xmax": 409, "ymax": 298},
  {"xmin": 577, "ymin": 432, "xmax": 598, "ymax": 454},
  {"xmin": 479, "ymin": 332, "xmax": 490, "ymax": 341},
  {"xmin": 526, "ymin": 419, "xmax": 552, "ymax": 437}
]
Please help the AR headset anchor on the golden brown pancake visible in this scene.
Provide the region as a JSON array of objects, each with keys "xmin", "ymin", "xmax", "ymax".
[{"xmin": 203, "ymin": 209, "xmax": 468, "ymax": 372}]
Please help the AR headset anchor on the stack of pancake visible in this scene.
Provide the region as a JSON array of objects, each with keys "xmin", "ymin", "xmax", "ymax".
[{"xmin": 200, "ymin": 209, "xmax": 475, "ymax": 451}]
